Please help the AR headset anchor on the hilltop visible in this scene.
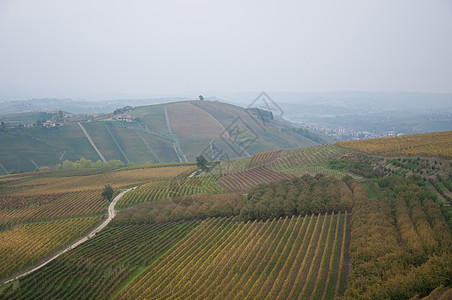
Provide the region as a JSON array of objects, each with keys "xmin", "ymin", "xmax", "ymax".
[{"xmin": 0, "ymin": 100, "xmax": 330, "ymax": 174}]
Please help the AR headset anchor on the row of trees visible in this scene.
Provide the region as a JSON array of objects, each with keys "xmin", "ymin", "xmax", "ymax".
[
  {"xmin": 112, "ymin": 193, "xmax": 245, "ymax": 225},
  {"xmin": 345, "ymin": 177, "xmax": 452, "ymax": 299},
  {"xmin": 56, "ymin": 158, "xmax": 125, "ymax": 170},
  {"xmin": 240, "ymin": 174, "xmax": 353, "ymax": 221},
  {"xmin": 113, "ymin": 174, "xmax": 354, "ymax": 225},
  {"xmin": 113, "ymin": 175, "xmax": 353, "ymax": 224}
]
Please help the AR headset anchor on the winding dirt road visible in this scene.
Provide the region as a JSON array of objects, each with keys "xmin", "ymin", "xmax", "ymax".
[{"xmin": 2, "ymin": 187, "xmax": 136, "ymax": 285}]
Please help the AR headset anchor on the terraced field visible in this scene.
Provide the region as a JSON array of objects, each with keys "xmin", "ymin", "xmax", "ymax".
[
  {"xmin": 212, "ymin": 145, "xmax": 350, "ymax": 177},
  {"xmin": 117, "ymin": 176, "xmax": 224, "ymax": 209},
  {"xmin": 115, "ymin": 213, "xmax": 349, "ymax": 299},
  {"xmin": 217, "ymin": 167, "xmax": 292, "ymax": 193},
  {"xmin": 211, "ymin": 145, "xmax": 352, "ymax": 193}
]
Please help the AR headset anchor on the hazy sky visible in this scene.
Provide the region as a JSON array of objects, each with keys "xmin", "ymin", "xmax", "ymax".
[{"xmin": 0, "ymin": 0, "xmax": 451, "ymax": 99}]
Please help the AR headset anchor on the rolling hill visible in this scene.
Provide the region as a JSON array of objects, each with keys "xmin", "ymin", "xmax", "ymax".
[
  {"xmin": 0, "ymin": 131, "xmax": 451, "ymax": 299},
  {"xmin": 0, "ymin": 100, "xmax": 330, "ymax": 174}
]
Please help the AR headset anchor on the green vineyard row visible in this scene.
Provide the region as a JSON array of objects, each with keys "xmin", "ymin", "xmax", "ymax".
[
  {"xmin": 117, "ymin": 176, "xmax": 224, "ymax": 209},
  {"xmin": 0, "ymin": 221, "xmax": 197, "ymax": 300},
  {"xmin": 116, "ymin": 212, "xmax": 349, "ymax": 299},
  {"xmin": 217, "ymin": 167, "xmax": 292, "ymax": 193},
  {"xmin": 0, "ymin": 216, "xmax": 102, "ymax": 283},
  {"xmin": 0, "ymin": 190, "xmax": 107, "ymax": 228}
]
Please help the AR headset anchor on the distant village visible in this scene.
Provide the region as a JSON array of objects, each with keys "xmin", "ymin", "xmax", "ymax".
[
  {"xmin": 0, "ymin": 106, "xmax": 139, "ymax": 130},
  {"xmin": 306, "ymin": 124, "xmax": 403, "ymax": 140}
]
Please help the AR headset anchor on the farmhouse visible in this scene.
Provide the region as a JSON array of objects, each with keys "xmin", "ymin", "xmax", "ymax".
[{"xmin": 114, "ymin": 115, "xmax": 133, "ymax": 122}]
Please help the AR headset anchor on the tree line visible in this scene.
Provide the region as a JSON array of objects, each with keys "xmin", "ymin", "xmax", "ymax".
[
  {"xmin": 344, "ymin": 176, "xmax": 452, "ymax": 299},
  {"xmin": 112, "ymin": 174, "xmax": 354, "ymax": 225}
]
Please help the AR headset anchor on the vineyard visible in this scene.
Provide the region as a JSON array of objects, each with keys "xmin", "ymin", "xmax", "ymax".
[
  {"xmin": 0, "ymin": 190, "xmax": 106, "ymax": 228},
  {"xmin": 116, "ymin": 176, "xmax": 224, "ymax": 209},
  {"xmin": 0, "ymin": 216, "xmax": 102, "ymax": 283},
  {"xmin": 0, "ymin": 163, "xmax": 196, "ymax": 288},
  {"xmin": 247, "ymin": 149, "xmax": 283, "ymax": 168},
  {"xmin": 212, "ymin": 145, "xmax": 352, "ymax": 194},
  {"xmin": 115, "ymin": 213, "xmax": 350, "ymax": 299},
  {"xmin": 1, "ymin": 131, "xmax": 451, "ymax": 300},
  {"xmin": 210, "ymin": 149, "xmax": 285, "ymax": 174},
  {"xmin": 337, "ymin": 130, "xmax": 452, "ymax": 158},
  {"xmin": 345, "ymin": 179, "xmax": 452, "ymax": 299},
  {"xmin": 0, "ymin": 165, "xmax": 194, "ymax": 197},
  {"xmin": 212, "ymin": 145, "xmax": 351, "ymax": 179},
  {"xmin": 0, "ymin": 221, "xmax": 197, "ymax": 299},
  {"xmin": 268, "ymin": 145, "xmax": 351, "ymax": 178},
  {"xmin": 217, "ymin": 167, "xmax": 292, "ymax": 193}
]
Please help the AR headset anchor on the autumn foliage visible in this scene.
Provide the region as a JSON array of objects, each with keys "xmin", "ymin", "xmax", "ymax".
[{"xmin": 337, "ymin": 130, "xmax": 452, "ymax": 158}]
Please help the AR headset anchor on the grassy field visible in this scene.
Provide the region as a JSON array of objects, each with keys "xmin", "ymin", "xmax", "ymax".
[
  {"xmin": 0, "ymin": 123, "xmax": 99, "ymax": 173},
  {"xmin": 128, "ymin": 104, "xmax": 171, "ymax": 135}
]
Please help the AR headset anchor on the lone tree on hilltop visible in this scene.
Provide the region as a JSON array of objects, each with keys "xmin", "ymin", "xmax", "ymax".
[{"xmin": 102, "ymin": 184, "xmax": 114, "ymax": 202}]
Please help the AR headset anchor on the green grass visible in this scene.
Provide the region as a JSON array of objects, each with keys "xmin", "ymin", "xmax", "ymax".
[
  {"xmin": 363, "ymin": 182, "xmax": 377, "ymax": 199},
  {"xmin": 0, "ymin": 124, "xmax": 98, "ymax": 172},
  {"xmin": 129, "ymin": 104, "xmax": 171, "ymax": 134},
  {"xmin": 80, "ymin": 122, "xmax": 123, "ymax": 161}
]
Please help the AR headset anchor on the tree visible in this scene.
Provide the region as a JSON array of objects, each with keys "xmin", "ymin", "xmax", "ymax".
[
  {"xmin": 196, "ymin": 155, "xmax": 208, "ymax": 171},
  {"xmin": 52, "ymin": 110, "xmax": 64, "ymax": 122},
  {"xmin": 102, "ymin": 185, "xmax": 114, "ymax": 202}
]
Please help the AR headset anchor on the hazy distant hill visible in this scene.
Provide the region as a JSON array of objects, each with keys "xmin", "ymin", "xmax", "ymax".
[{"xmin": 0, "ymin": 100, "xmax": 329, "ymax": 173}]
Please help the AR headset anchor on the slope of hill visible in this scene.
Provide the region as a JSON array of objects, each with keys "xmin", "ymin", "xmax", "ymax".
[
  {"xmin": 1, "ymin": 132, "xmax": 451, "ymax": 299},
  {"xmin": 0, "ymin": 164, "xmax": 195, "ymax": 285},
  {"xmin": 0, "ymin": 100, "xmax": 328, "ymax": 173},
  {"xmin": 337, "ymin": 130, "xmax": 452, "ymax": 158}
]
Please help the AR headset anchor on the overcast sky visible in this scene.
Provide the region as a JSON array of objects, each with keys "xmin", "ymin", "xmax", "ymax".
[{"xmin": 0, "ymin": 0, "xmax": 451, "ymax": 100}]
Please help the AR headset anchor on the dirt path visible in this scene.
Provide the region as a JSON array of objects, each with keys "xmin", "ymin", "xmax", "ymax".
[
  {"xmin": 78, "ymin": 122, "xmax": 107, "ymax": 162},
  {"xmin": 164, "ymin": 105, "xmax": 187, "ymax": 162},
  {"xmin": 2, "ymin": 187, "xmax": 136, "ymax": 285}
]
